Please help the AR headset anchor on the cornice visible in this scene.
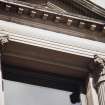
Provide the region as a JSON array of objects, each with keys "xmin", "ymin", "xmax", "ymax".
[
  {"xmin": 0, "ymin": 0, "xmax": 105, "ymax": 34},
  {"xmin": 0, "ymin": 20, "xmax": 105, "ymax": 59},
  {"xmin": 72, "ymin": 0, "xmax": 105, "ymax": 18}
]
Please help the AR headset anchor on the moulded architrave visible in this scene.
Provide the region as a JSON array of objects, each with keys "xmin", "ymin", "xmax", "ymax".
[{"xmin": 0, "ymin": 20, "xmax": 105, "ymax": 58}]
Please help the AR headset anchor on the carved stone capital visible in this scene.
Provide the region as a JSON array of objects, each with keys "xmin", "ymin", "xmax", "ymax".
[
  {"xmin": 88, "ymin": 55, "xmax": 105, "ymax": 88},
  {"xmin": 0, "ymin": 35, "xmax": 9, "ymax": 45},
  {"xmin": 93, "ymin": 55, "xmax": 105, "ymax": 69},
  {"xmin": 90, "ymin": 55, "xmax": 105, "ymax": 105}
]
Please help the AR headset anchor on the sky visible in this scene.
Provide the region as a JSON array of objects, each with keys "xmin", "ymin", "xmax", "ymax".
[
  {"xmin": 4, "ymin": 80, "xmax": 80, "ymax": 105},
  {"xmin": 91, "ymin": 0, "xmax": 105, "ymax": 8}
]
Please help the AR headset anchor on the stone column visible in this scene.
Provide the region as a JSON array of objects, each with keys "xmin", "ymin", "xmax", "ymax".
[
  {"xmin": 0, "ymin": 52, "xmax": 4, "ymax": 105},
  {"xmin": 89, "ymin": 55, "xmax": 105, "ymax": 105},
  {"xmin": 86, "ymin": 75, "xmax": 99, "ymax": 105},
  {"xmin": 80, "ymin": 90, "xmax": 88, "ymax": 105},
  {"xmin": 0, "ymin": 35, "xmax": 8, "ymax": 105}
]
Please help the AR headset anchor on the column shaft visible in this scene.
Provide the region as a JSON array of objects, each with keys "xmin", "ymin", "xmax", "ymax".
[
  {"xmin": 80, "ymin": 93, "xmax": 87, "ymax": 105},
  {"xmin": 86, "ymin": 76, "xmax": 99, "ymax": 105},
  {"xmin": 0, "ymin": 53, "xmax": 4, "ymax": 105},
  {"xmin": 98, "ymin": 82, "xmax": 105, "ymax": 105},
  {"xmin": 97, "ymin": 69, "xmax": 105, "ymax": 105},
  {"xmin": 0, "ymin": 35, "xmax": 8, "ymax": 105}
]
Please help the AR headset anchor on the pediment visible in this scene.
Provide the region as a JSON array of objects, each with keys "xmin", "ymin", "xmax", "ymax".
[
  {"xmin": 16, "ymin": 0, "xmax": 105, "ymax": 21},
  {"xmin": 0, "ymin": 0, "xmax": 105, "ymax": 41}
]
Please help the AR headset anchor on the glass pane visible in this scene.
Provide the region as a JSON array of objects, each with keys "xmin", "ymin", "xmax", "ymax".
[{"xmin": 4, "ymin": 80, "xmax": 81, "ymax": 105}]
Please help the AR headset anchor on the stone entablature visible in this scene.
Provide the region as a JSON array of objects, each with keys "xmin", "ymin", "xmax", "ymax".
[{"xmin": 0, "ymin": 0, "xmax": 105, "ymax": 35}]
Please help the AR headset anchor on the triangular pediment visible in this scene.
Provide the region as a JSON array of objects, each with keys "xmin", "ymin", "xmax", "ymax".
[
  {"xmin": 0, "ymin": 0, "xmax": 105, "ymax": 39},
  {"xmin": 17, "ymin": 0, "xmax": 105, "ymax": 21}
]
